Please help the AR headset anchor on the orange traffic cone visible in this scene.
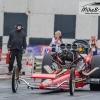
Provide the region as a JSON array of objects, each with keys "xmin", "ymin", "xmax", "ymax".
[{"xmin": 26, "ymin": 58, "xmax": 29, "ymax": 66}]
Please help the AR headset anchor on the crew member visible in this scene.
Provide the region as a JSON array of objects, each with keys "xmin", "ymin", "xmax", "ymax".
[{"xmin": 7, "ymin": 23, "xmax": 27, "ymax": 75}]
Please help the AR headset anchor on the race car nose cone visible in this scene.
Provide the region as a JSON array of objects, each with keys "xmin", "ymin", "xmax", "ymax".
[{"xmin": 39, "ymin": 83, "xmax": 46, "ymax": 89}]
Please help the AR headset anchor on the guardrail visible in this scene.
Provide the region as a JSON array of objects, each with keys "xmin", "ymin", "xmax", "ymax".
[
  {"xmin": 35, "ymin": 56, "xmax": 43, "ymax": 67},
  {"xmin": 0, "ymin": 53, "xmax": 43, "ymax": 67}
]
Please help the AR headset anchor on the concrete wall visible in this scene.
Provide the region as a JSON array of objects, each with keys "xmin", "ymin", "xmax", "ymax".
[{"xmin": 0, "ymin": 0, "xmax": 99, "ymax": 53}]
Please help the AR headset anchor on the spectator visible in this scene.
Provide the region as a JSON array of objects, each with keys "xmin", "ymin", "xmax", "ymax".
[
  {"xmin": 50, "ymin": 30, "xmax": 64, "ymax": 52},
  {"xmin": 89, "ymin": 35, "xmax": 98, "ymax": 55}
]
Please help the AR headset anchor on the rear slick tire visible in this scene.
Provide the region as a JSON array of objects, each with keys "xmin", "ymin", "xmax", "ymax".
[
  {"xmin": 41, "ymin": 53, "xmax": 52, "ymax": 82},
  {"xmin": 89, "ymin": 55, "xmax": 100, "ymax": 91}
]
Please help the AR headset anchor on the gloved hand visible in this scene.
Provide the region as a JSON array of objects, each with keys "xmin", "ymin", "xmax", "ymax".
[
  {"xmin": 8, "ymin": 48, "xmax": 10, "ymax": 51},
  {"xmin": 23, "ymin": 49, "xmax": 26, "ymax": 54}
]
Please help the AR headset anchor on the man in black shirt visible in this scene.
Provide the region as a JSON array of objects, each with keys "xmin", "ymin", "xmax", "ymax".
[{"xmin": 7, "ymin": 23, "xmax": 27, "ymax": 75}]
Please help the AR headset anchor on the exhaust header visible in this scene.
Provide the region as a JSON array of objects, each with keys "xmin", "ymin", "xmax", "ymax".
[{"xmin": 82, "ymin": 67, "xmax": 99, "ymax": 76}]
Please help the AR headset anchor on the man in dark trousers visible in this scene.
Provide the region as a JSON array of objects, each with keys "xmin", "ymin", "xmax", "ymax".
[{"xmin": 7, "ymin": 23, "xmax": 27, "ymax": 75}]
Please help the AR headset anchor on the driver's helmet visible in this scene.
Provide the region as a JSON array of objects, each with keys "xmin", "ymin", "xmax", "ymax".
[{"xmin": 77, "ymin": 44, "xmax": 85, "ymax": 52}]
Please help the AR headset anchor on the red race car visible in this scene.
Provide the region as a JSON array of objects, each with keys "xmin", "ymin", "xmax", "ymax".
[{"xmin": 12, "ymin": 40, "xmax": 100, "ymax": 96}]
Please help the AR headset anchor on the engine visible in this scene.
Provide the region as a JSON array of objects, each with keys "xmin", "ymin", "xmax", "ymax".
[{"xmin": 58, "ymin": 50, "xmax": 74, "ymax": 62}]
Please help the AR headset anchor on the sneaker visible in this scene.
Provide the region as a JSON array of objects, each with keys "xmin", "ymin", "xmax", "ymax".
[{"xmin": 7, "ymin": 71, "xmax": 12, "ymax": 75}]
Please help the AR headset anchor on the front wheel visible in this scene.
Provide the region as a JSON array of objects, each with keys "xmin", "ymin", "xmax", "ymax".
[
  {"xmin": 69, "ymin": 68, "xmax": 75, "ymax": 95},
  {"xmin": 12, "ymin": 66, "xmax": 19, "ymax": 93}
]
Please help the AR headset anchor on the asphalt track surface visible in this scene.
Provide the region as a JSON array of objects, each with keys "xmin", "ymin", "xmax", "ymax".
[{"xmin": 0, "ymin": 79, "xmax": 100, "ymax": 100}]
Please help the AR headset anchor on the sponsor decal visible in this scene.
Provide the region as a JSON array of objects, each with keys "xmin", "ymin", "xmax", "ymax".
[{"xmin": 79, "ymin": 1, "xmax": 100, "ymax": 15}]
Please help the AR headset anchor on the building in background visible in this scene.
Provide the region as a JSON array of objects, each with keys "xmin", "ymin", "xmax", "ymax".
[{"xmin": 0, "ymin": 0, "xmax": 100, "ymax": 53}]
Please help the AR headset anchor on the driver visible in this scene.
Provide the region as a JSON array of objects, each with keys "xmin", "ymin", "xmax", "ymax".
[{"xmin": 50, "ymin": 30, "xmax": 64, "ymax": 52}]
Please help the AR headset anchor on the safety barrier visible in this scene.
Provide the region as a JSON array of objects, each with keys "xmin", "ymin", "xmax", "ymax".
[
  {"xmin": 0, "ymin": 50, "xmax": 43, "ymax": 72},
  {"xmin": 0, "ymin": 53, "xmax": 43, "ymax": 68},
  {"xmin": 0, "ymin": 48, "xmax": 43, "ymax": 74}
]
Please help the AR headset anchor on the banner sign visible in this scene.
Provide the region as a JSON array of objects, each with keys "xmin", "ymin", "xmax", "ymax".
[
  {"xmin": 26, "ymin": 45, "xmax": 52, "ymax": 57},
  {"xmin": 26, "ymin": 45, "xmax": 100, "ymax": 57}
]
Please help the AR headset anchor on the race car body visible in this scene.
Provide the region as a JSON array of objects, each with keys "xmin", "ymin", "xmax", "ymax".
[{"xmin": 31, "ymin": 48, "xmax": 93, "ymax": 90}]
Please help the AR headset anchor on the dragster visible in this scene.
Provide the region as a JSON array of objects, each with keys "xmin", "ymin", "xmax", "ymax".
[{"xmin": 11, "ymin": 40, "xmax": 100, "ymax": 95}]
